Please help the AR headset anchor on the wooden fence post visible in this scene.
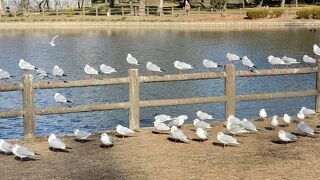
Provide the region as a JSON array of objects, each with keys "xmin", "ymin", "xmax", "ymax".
[
  {"xmin": 316, "ymin": 57, "xmax": 320, "ymax": 112},
  {"xmin": 56, "ymin": 8, "xmax": 58, "ymax": 16},
  {"xmin": 198, "ymin": 7, "xmax": 200, "ymax": 13},
  {"xmin": 96, "ymin": 6, "xmax": 98, "ymax": 16},
  {"xmin": 171, "ymin": 7, "xmax": 174, "ymax": 16},
  {"xmin": 128, "ymin": 69, "xmax": 140, "ymax": 130},
  {"xmin": 108, "ymin": 7, "xmax": 111, "ymax": 16},
  {"xmin": 82, "ymin": 5, "xmax": 85, "ymax": 15},
  {"xmin": 146, "ymin": 6, "xmax": 149, "ymax": 16},
  {"xmin": 22, "ymin": 75, "xmax": 35, "ymax": 140},
  {"xmin": 211, "ymin": 7, "xmax": 213, "ymax": 14},
  {"xmin": 225, "ymin": 64, "xmax": 236, "ymax": 120},
  {"xmin": 134, "ymin": 7, "xmax": 137, "ymax": 16},
  {"xmin": 122, "ymin": 6, "xmax": 124, "ymax": 16}
]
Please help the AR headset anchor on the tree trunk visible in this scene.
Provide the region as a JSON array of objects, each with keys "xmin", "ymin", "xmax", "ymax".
[
  {"xmin": 157, "ymin": 0, "xmax": 163, "ymax": 16},
  {"xmin": 280, "ymin": 0, "xmax": 285, "ymax": 7},
  {"xmin": 114, "ymin": 0, "xmax": 119, "ymax": 5},
  {"xmin": 295, "ymin": 0, "xmax": 298, "ymax": 7},
  {"xmin": 138, "ymin": 0, "xmax": 145, "ymax": 16},
  {"xmin": 0, "ymin": 0, "xmax": 4, "ymax": 15}
]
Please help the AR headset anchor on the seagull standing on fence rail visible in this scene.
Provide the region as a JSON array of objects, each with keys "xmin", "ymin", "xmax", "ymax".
[
  {"xmin": 52, "ymin": 65, "xmax": 67, "ymax": 82},
  {"xmin": 282, "ymin": 56, "xmax": 300, "ymax": 67},
  {"xmin": 303, "ymin": 55, "xmax": 317, "ymax": 66},
  {"xmin": 43, "ymin": 35, "xmax": 59, "ymax": 47},
  {"xmin": 313, "ymin": 44, "xmax": 320, "ymax": 56},
  {"xmin": 54, "ymin": 93, "xmax": 71, "ymax": 106},
  {"xmin": 100, "ymin": 64, "xmax": 117, "ymax": 78},
  {"xmin": 126, "ymin": 53, "xmax": 140, "ymax": 68},
  {"xmin": 101, "ymin": 132, "xmax": 113, "ymax": 148},
  {"xmin": 217, "ymin": 132, "xmax": 240, "ymax": 148},
  {"xmin": 19, "ymin": 59, "xmax": 37, "ymax": 74},
  {"xmin": 12, "ymin": 144, "xmax": 37, "ymax": 162},
  {"xmin": 36, "ymin": 68, "xmax": 49, "ymax": 82},
  {"xmin": 0, "ymin": 69, "xmax": 14, "ymax": 81},
  {"xmin": 202, "ymin": 59, "xmax": 222, "ymax": 71},
  {"xmin": 173, "ymin": 61, "xmax": 193, "ymax": 74},
  {"xmin": 267, "ymin": 55, "xmax": 286, "ymax": 69},
  {"xmin": 0, "ymin": 139, "xmax": 13, "ymax": 155},
  {"xmin": 226, "ymin": 53, "xmax": 240, "ymax": 63},
  {"xmin": 84, "ymin": 65, "xmax": 100, "ymax": 79},
  {"xmin": 146, "ymin": 62, "xmax": 164, "ymax": 75},
  {"xmin": 48, "ymin": 134, "xmax": 69, "ymax": 152},
  {"xmin": 241, "ymin": 56, "xmax": 257, "ymax": 72}
]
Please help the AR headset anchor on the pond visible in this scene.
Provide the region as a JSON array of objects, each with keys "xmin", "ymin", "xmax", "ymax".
[{"xmin": 0, "ymin": 28, "xmax": 318, "ymax": 139}]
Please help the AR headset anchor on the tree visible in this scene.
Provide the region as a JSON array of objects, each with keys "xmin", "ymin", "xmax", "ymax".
[{"xmin": 138, "ymin": 0, "xmax": 145, "ymax": 16}]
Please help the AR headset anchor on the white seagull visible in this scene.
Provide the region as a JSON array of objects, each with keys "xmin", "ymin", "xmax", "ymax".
[
  {"xmin": 146, "ymin": 62, "xmax": 164, "ymax": 74},
  {"xmin": 193, "ymin": 119, "xmax": 212, "ymax": 129},
  {"xmin": 48, "ymin": 134, "xmax": 68, "ymax": 151},
  {"xmin": 283, "ymin": 114, "xmax": 292, "ymax": 126},
  {"xmin": 173, "ymin": 61, "xmax": 193, "ymax": 74},
  {"xmin": 36, "ymin": 68, "xmax": 48, "ymax": 82},
  {"xmin": 154, "ymin": 114, "xmax": 172, "ymax": 123},
  {"xmin": 267, "ymin": 55, "xmax": 286, "ymax": 68},
  {"xmin": 226, "ymin": 53, "xmax": 240, "ymax": 63},
  {"xmin": 313, "ymin": 44, "xmax": 320, "ymax": 56},
  {"xmin": 196, "ymin": 111, "xmax": 214, "ymax": 120},
  {"xmin": 0, "ymin": 69, "xmax": 13, "ymax": 81},
  {"xmin": 54, "ymin": 93, "xmax": 71, "ymax": 106},
  {"xmin": 226, "ymin": 115, "xmax": 242, "ymax": 126},
  {"xmin": 217, "ymin": 132, "xmax": 240, "ymax": 148},
  {"xmin": 19, "ymin": 59, "xmax": 37, "ymax": 73},
  {"xmin": 101, "ymin": 132, "xmax": 113, "ymax": 148},
  {"xmin": 303, "ymin": 55, "xmax": 317, "ymax": 65},
  {"xmin": 126, "ymin": 53, "xmax": 140, "ymax": 67},
  {"xmin": 298, "ymin": 121, "xmax": 315, "ymax": 136},
  {"xmin": 100, "ymin": 64, "xmax": 117, "ymax": 77},
  {"xmin": 12, "ymin": 144, "xmax": 36, "ymax": 161},
  {"xmin": 52, "ymin": 65, "xmax": 67, "ymax": 80},
  {"xmin": 202, "ymin": 59, "xmax": 222, "ymax": 70},
  {"xmin": 242, "ymin": 118, "xmax": 258, "ymax": 132},
  {"xmin": 300, "ymin": 107, "xmax": 316, "ymax": 117},
  {"xmin": 227, "ymin": 121, "xmax": 249, "ymax": 135},
  {"xmin": 0, "ymin": 139, "xmax": 13, "ymax": 155},
  {"xmin": 170, "ymin": 126, "xmax": 189, "ymax": 143},
  {"xmin": 168, "ymin": 115, "xmax": 188, "ymax": 127},
  {"xmin": 74, "ymin": 129, "xmax": 92, "ymax": 141},
  {"xmin": 297, "ymin": 111, "xmax": 305, "ymax": 120},
  {"xmin": 270, "ymin": 115, "xmax": 279, "ymax": 130},
  {"xmin": 278, "ymin": 130, "xmax": 298, "ymax": 143},
  {"xmin": 84, "ymin": 65, "xmax": 100, "ymax": 79},
  {"xmin": 154, "ymin": 119, "xmax": 170, "ymax": 133},
  {"xmin": 241, "ymin": 56, "xmax": 257, "ymax": 71},
  {"xmin": 116, "ymin": 125, "xmax": 135, "ymax": 138},
  {"xmin": 282, "ymin": 56, "xmax": 300, "ymax": 67},
  {"xmin": 259, "ymin": 108, "xmax": 267, "ymax": 120},
  {"xmin": 44, "ymin": 35, "xmax": 59, "ymax": 47},
  {"xmin": 196, "ymin": 128, "xmax": 209, "ymax": 142}
]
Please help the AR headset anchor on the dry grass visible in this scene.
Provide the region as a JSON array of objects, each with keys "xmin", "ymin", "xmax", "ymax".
[{"xmin": 1, "ymin": 115, "xmax": 320, "ymax": 179}]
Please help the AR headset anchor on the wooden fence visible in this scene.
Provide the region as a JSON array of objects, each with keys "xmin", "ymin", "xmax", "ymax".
[{"xmin": 0, "ymin": 63, "xmax": 319, "ymax": 140}]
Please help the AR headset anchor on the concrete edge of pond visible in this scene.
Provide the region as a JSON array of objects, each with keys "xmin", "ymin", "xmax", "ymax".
[{"xmin": 0, "ymin": 21, "xmax": 320, "ymax": 30}]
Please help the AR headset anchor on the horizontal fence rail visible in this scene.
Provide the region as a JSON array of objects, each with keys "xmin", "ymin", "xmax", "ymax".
[{"xmin": 0, "ymin": 63, "xmax": 319, "ymax": 140}]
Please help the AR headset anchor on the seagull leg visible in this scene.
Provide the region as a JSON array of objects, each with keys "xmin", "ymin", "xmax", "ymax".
[{"xmin": 179, "ymin": 70, "xmax": 182, "ymax": 75}]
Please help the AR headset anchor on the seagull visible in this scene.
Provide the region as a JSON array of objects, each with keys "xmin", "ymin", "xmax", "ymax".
[
  {"xmin": 282, "ymin": 56, "xmax": 300, "ymax": 67},
  {"xmin": 227, "ymin": 121, "xmax": 249, "ymax": 135},
  {"xmin": 19, "ymin": 59, "xmax": 37, "ymax": 74},
  {"xmin": 44, "ymin": 35, "xmax": 59, "ymax": 46},
  {"xmin": 101, "ymin": 132, "xmax": 113, "ymax": 148},
  {"xmin": 12, "ymin": 144, "xmax": 36, "ymax": 161},
  {"xmin": 168, "ymin": 115, "xmax": 187, "ymax": 127},
  {"xmin": 74, "ymin": 129, "xmax": 92, "ymax": 141},
  {"xmin": 300, "ymin": 107, "xmax": 316, "ymax": 117},
  {"xmin": 270, "ymin": 115, "xmax": 279, "ymax": 130},
  {"xmin": 196, "ymin": 111, "xmax": 214, "ymax": 120},
  {"xmin": 0, "ymin": 69, "xmax": 13, "ymax": 81},
  {"xmin": 116, "ymin": 125, "xmax": 135, "ymax": 138},
  {"xmin": 278, "ymin": 130, "xmax": 298, "ymax": 143},
  {"xmin": 193, "ymin": 119, "xmax": 212, "ymax": 129},
  {"xmin": 48, "ymin": 134, "xmax": 68, "ymax": 151},
  {"xmin": 242, "ymin": 118, "xmax": 258, "ymax": 132},
  {"xmin": 267, "ymin": 55, "xmax": 286, "ymax": 69},
  {"xmin": 226, "ymin": 115, "xmax": 242, "ymax": 126},
  {"xmin": 126, "ymin": 53, "xmax": 140, "ymax": 67},
  {"xmin": 170, "ymin": 126, "xmax": 189, "ymax": 143},
  {"xmin": 196, "ymin": 128, "xmax": 209, "ymax": 142},
  {"xmin": 100, "ymin": 64, "xmax": 117, "ymax": 78},
  {"xmin": 52, "ymin": 65, "xmax": 67, "ymax": 81},
  {"xmin": 173, "ymin": 61, "xmax": 193, "ymax": 74},
  {"xmin": 84, "ymin": 65, "xmax": 100, "ymax": 79},
  {"xmin": 283, "ymin": 114, "xmax": 292, "ymax": 126},
  {"xmin": 0, "ymin": 139, "xmax": 13, "ymax": 155},
  {"xmin": 226, "ymin": 53, "xmax": 240, "ymax": 63},
  {"xmin": 297, "ymin": 111, "xmax": 305, "ymax": 120},
  {"xmin": 259, "ymin": 108, "xmax": 267, "ymax": 120},
  {"xmin": 313, "ymin": 44, "xmax": 320, "ymax": 56},
  {"xmin": 217, "ymin": 132, "xmax": 240, "ymax": 148},
  {"xmin": 202, "ymin": 59, "xmax": 222, "ymax": 70},
  {"xmin": 298, "ymin": 121, "xmax": 315, "ymax": 136},
  {"xmin": 36, "ymin": 68, "xmax": 49, "ymax": 82},
  {"xmin": 154, "ymin": 119, "xmax": 170, "ymax": 134},
  {"xmin": 54, "ymin": 93, "xmax": 71, "ymax": 106},
  {"xmin": 154, "ymin": 114, "xmax": 172, "ymax": 123},
  {"xmin": 241, "ymin": 56, "xmax": 257, "ymax": 72},
  {"xmin": 303, "ymin": 55, "xmax": 317, "ymax": 66},
  {"xmin": 146, "ymin": 62, "xmax": 164, "ymax": 74}
]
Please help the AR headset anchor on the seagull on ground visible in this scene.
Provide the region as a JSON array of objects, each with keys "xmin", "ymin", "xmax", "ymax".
[
  {"xmin": 48, "ymin": 134, "xmax": 68, "ymax": 151},
  {"xmin": 298, "ymin": 121, "xmax": 315, "ymax": 136},
  {"xmin": 115, "ymin": 125, "xmax": 135, "ymax": 138},
  {"xmin": 226, "ymin": 121, "xmax": 249, "ymax": 135},
  {"xmin": 154, "ymin": 114, "xmax": 172, "ymax": 123},
  {"xmin": 278, "ymin": 130, "xmax": 298, "ymax": 143},
  {"xmin": 154, "ymin": 119, "xmax": 170, "ymax": 134},
  {"xmin": 12, "ymin": 144, "xmax": 36, "ymax": 161},
  {"xmin": 173, "ymin": 61, "xmax": 193, "ymax": 74},
  {"xmin": 283, "ymin": 114, "xmax": 292, "ymax": 126},
  {"xmin": 0, "ymin": 139, "xmax": 13, "ymax": 155},
  {"xmin": 170, "ymin": 126, "xmax": 189, "ymax": 143},
  {"xmin": 168, "ymin": 115, "xmax": 187, "ymax": 127},
  {"xmin": 196, "ymin": 111, "xmax": 214, "ymax": 120},
  {"xmin": 300, "ymin": 107, "xmax": 316, "ymax": 117},
  {"xmin": 217, "ymin": 132, "xmax": 240, "ymax": 148},
  {"xmin": 242, "ymin": 118, "xmax": 258, "ymax": 132},
  {"xmin": 297, "ymin": 111, "xmax": 305, "ymax": 120},
  {"xmin": 196, "ymin": 128, "xmax": 209, "ymax": 142},
  {"xmin": 193, "ymin": 119, "xmax": 212, "ymax": 129},
  {"xmin": 270, "ymin": 115, "xmax": 279, "ymax": 130},
  {"xmin": 259, "ymin": 108, "xmax": 267, "ymax": 120},
  {"xmin": 74, "ymin": 129, "xmax": 92, "ymax": 141},
  {"xmin": 101, "ymin": 132, "xmax": 113, "ymax": 148}
]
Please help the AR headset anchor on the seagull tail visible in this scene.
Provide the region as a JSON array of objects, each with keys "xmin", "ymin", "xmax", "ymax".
[
  {"xmin": 253, "ymin": 65, "xmax": 258, "ymax": 68},
  {"xmin": 62, "ymin": 74, "xmax": 67, "ymax": 77},
  {"xmin": 67, "ymin": 100, "xmax": 72, "ymax": 103},
  {"xmin": 160, "ymin": 68, "xmax": 165, "ymax": 72},
  {"xmin": 10, "ymin": 75, "xmax": 16, "ymax": 78},
  {"xmin": 63, "ymin": 81, "xmax": 68, "ymax": 83},
  {"xmin": 34, "ymin": 67, "xmax": 39, "ymax": 70},
  {"xmin": 218, "ymin": 65, "xmax": 223, "ymax": 67}
]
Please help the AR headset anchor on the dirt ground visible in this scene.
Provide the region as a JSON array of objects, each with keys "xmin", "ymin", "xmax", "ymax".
[{"xmin": 1, "ymin": 114, "xmax": 320, "ymax": 180}]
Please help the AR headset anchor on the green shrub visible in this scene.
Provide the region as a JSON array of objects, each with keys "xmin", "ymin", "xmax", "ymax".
[
  {"xmin": 246, "ymin": 8, "xmax": 269, "ymax": 19},
  {"xmin": 270, "ymin": 8, "xmax": 284, "ymax": 18},
  {"xmin": 66, "ymin": 8, "xmax": 75, "ymax": 17},
  {"xmin": 296, "ymin": 8, "xmax": 313, "ymax": 19}
]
